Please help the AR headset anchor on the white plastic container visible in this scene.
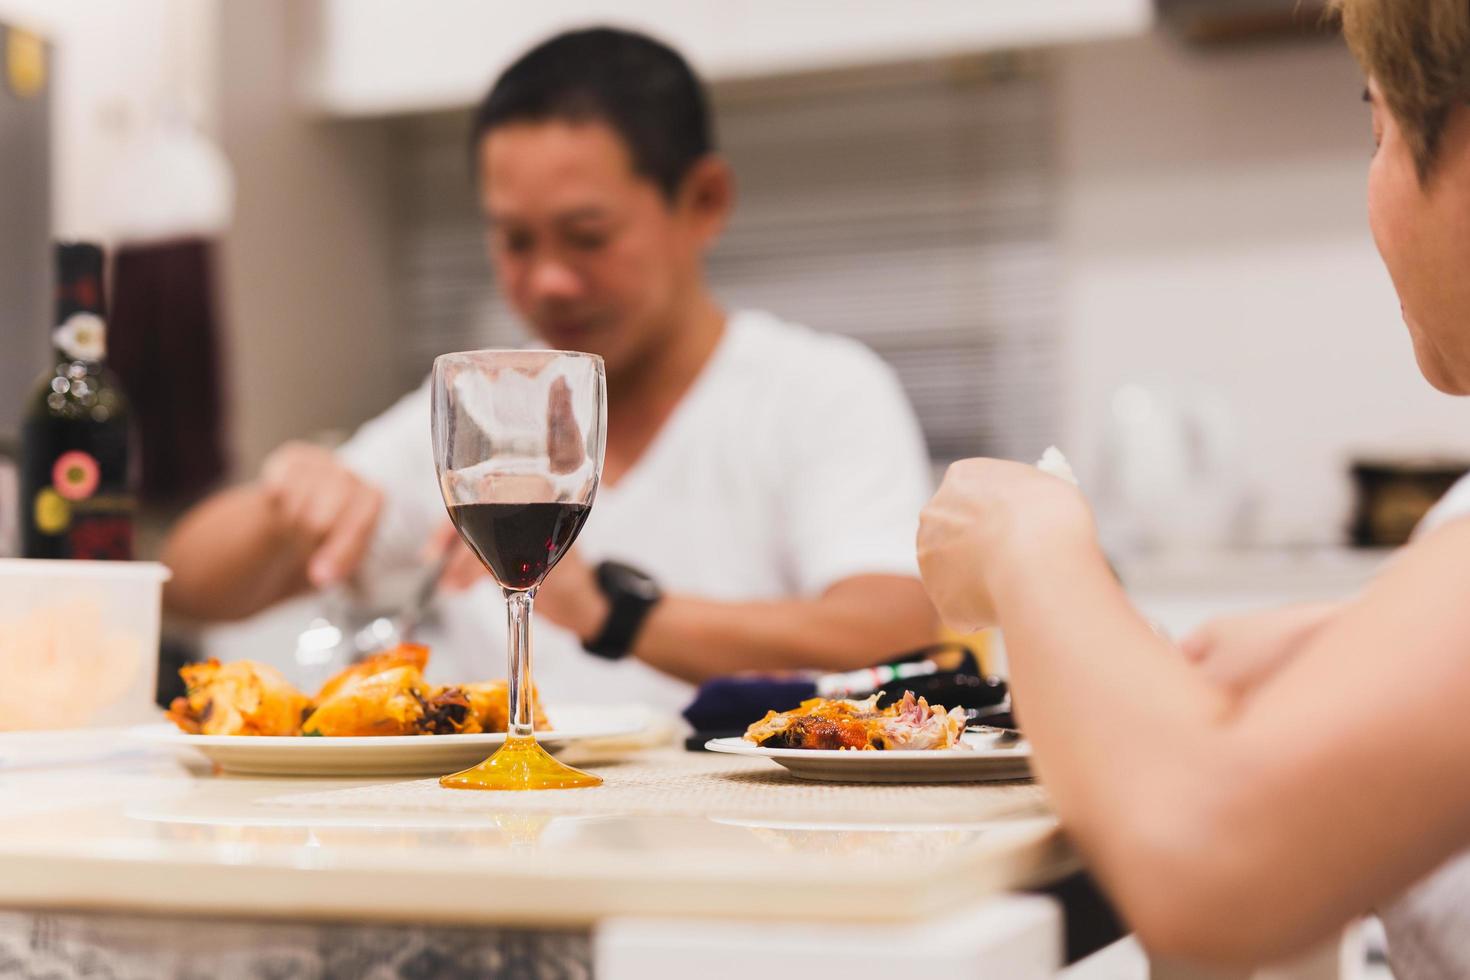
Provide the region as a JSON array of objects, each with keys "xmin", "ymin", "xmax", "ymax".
[{"xmin": 0, "ymin": 559, "xmax": 171, "ymax": 730}]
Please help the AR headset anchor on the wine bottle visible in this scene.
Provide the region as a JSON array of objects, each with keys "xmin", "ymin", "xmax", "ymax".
[{"xmin": 19, "ymin": 242, "xmax": 135, "ymax": 560}]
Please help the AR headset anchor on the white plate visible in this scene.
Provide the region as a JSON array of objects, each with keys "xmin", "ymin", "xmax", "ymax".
[
  {"xmin": 131, "ymin": 704, "xmax": 650, "ymax": 777},
  {"xmin": 703, "ymin": 730, "xmax": 1031, "ymax": 783},
  {"xmin": 710, "ymin": 816, "xmax": 997, "ymax": 833}
]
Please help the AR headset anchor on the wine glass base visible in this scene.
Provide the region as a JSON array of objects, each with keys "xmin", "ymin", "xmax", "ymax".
[{"xmin": 439, "ymin": 735, "xmax": 603, "ymax": 790}]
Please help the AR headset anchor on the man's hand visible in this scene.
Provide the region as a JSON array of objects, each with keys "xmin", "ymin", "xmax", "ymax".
[
  {"xmin": 917, "ymin": 457, "xmax": 1096, "ymax": 633},
  {"xmin": 259, "ymin": 441, "xmax": 383, "ymax": 588},
  {"xmin": 1179, "ymin": 601, "xmax": 1341, "ymax": 699}
]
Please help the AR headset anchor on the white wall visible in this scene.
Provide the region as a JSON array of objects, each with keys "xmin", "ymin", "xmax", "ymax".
[
  {"xmin": 0, "ymin": 0, "xmax": 218, "ymax": 240},
  {"xmin": 215, "ymin": 0, "xmax": 398, "ymax": 476},
  {"xmin": 1056, "ymin": 32, "xmax": 1470, "ymax": 547}
]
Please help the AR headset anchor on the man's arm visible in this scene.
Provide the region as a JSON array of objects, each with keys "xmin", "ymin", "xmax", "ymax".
[
  {"xmin": 920, "ymin": 459, "xmax": 1470, "ymax": 966},
  {"xmin": 433, "ymin": 522, "xmax": 939, "ymax": 680},
  {"xmin": 630, "ymin": 575, "xmax": 937, "ymax": 680},
  {"xmin": 162, "ymin": 442, "xmax": 383, "ymax": 621},
  {"xmin": 517, "ymin": 545, "xmax": 936, "ymax": 680}
]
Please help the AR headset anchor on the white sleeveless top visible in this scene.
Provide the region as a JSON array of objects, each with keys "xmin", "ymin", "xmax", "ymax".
[
  {"xmin": 1379, "ymin": 475, "xmax": 1470, "ymax": 979},
  {"xmin": 1381, "ymin": 850, "xmax": 1470, "ymax": 980}
]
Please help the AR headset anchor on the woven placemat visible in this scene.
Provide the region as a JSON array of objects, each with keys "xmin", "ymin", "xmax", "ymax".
[{"xmin": 264, "ymin": 750, "xmax": 1048, "ymax": 824}]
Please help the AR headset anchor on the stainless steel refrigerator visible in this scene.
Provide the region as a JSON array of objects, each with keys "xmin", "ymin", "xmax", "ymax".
[
  {"xmin": 0, "ymin": 21, "xmax": 51, "ymax": 438},
  {"xmin": 0, "ymin": 21, "xmax": 50, "ymax": 555}
]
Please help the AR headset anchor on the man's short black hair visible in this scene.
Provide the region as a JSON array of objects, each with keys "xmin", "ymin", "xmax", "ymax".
[{"xmin": 470, "ymin": 27, "xmax": 714, "ymax": 200}]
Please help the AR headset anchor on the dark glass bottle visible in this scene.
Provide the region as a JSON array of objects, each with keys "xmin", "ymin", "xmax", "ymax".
[{"xmin": 19, "ymin": 242, "xmax": 134, "ymax": 559}]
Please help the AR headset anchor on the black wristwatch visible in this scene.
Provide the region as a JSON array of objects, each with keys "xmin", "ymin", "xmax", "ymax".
[{"xmin": 583, "ymin": 561, "xmax": 663, "ymax": 660}]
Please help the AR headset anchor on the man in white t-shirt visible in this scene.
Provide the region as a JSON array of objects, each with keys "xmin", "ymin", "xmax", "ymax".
[{"xmin": 161, "ymin": 27, "xmax": 936, "ymax": 711}]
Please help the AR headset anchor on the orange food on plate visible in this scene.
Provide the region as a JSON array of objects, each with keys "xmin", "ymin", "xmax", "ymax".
[
  {"xmin": 743, "ymin": 691, "xmax": 968, "ymax": 751},
  {"xmin": 301, "ymin": 664, "xmax": 476, "ymax": 737},
  {"xmin": 166, "ymin": 659, "xmax": 312, "ymax": 736},
  {"xmin": 165, "ymin": 644, "xmax": 548, "ymax": 737},
  {"xmin": 313, "ymin": 644, "xmax": 430, "ymax": 703},
  {"xmin": 460, "ymin": 680, "xmax": 550, "ymax": 733}
]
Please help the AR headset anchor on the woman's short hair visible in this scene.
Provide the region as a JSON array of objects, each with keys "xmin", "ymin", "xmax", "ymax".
[{"xmin": 1334, "ymin": 0, "xmax": 1470, "ymax": 182}]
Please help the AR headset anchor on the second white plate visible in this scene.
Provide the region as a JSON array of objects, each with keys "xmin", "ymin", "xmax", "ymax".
[
  {"xmin": 704, "ymin": 730, "xmax": 1031, "ymax": 783},
  {"xmin": 132, "ymin": 703, "xmax": 651, "ymax": 777}
]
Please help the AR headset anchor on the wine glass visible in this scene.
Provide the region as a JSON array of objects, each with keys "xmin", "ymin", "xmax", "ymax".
[{"xmin": 431, "ymin": 349, "xmax": 606, "ymax": 790}]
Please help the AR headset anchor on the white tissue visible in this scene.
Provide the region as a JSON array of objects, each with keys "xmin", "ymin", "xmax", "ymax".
[{"xmin": 1036, "ymin": 446, "xmax": 1078, "ymax": 486}]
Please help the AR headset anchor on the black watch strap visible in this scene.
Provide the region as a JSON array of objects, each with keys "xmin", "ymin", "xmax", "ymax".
[{"xmin": 584, "ymin": 561, "xmax": 662, "ymax": 660}]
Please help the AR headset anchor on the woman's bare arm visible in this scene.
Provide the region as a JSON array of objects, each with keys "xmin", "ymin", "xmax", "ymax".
[
  {"xmin": 999, "ymin": 522, "xmax": 1470, "ymax": 963},
  {"xmin": 920, "ymin": 460, "xmax": 1470, "ymax": 965},
  {"xmin": 1179, "ymin": 601, "xmax": 1343, "ymax": 700}
]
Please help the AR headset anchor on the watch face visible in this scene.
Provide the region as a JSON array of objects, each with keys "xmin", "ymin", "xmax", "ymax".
[
  {"xmin": 599, "ymin": 561, "xmax": 661, "ymax": 600},
  {"xmin": 625, "ymin": 575, "xmax": 661, "ymax": 601}
]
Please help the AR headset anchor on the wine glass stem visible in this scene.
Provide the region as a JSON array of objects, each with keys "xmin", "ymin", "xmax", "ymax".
[{"xmin": 504, "ymin": 587, "xmax": 536, "ymax": 740}]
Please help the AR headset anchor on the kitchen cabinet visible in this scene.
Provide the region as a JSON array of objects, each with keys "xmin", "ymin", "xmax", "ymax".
[{"xmin": 297, "ymin": 0, "xmax": 1152, "ymax": 116}]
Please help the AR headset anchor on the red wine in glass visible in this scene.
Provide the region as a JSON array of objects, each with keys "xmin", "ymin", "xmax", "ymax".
[{"xmin": 448, "ymin": 502, "xmax": 591, "ymax": 592}]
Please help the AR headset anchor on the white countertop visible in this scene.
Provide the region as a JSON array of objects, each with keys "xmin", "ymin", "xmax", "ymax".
[
  {"xmin": 0, "ymin": 729, "xmax": 1074, "ymax": 928},
  {"xmin": 1115, "ymin": 547, "xmax": 1391, "ymax": 596}
]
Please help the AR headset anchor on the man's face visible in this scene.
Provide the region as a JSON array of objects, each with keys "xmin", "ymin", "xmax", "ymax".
[
  {"xmin": 1365, "ymin": 80, "xmax": 1470, "ymax": 394},
  {"xmin": 478, "ymin": 119, "xmax": 713, "ymax": 377}
]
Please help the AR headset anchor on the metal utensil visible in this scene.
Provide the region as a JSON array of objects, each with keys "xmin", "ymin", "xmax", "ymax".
[
  {"xmin": 293, "ymin": 549, "xmax": 454, "ymax": 677},
  {"xmin": 966, "ymin": 694, "xmax": 1023, "ymax": 746},
  {"xmin": 966, "ymin": 693, "xmax": 1013, "ymax": 724},
  {"xmin": 968, "ymin": 724, "xmax": 1024, "ymax": 748},
  {"xmin": 348, "ymin": 547, "xmax": 454, "ymax": 657}
]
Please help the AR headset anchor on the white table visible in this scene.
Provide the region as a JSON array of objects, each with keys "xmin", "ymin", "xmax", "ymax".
[{"xmin": 0, "ymin": 728, "xmax": 1079, "ymax": 978}]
